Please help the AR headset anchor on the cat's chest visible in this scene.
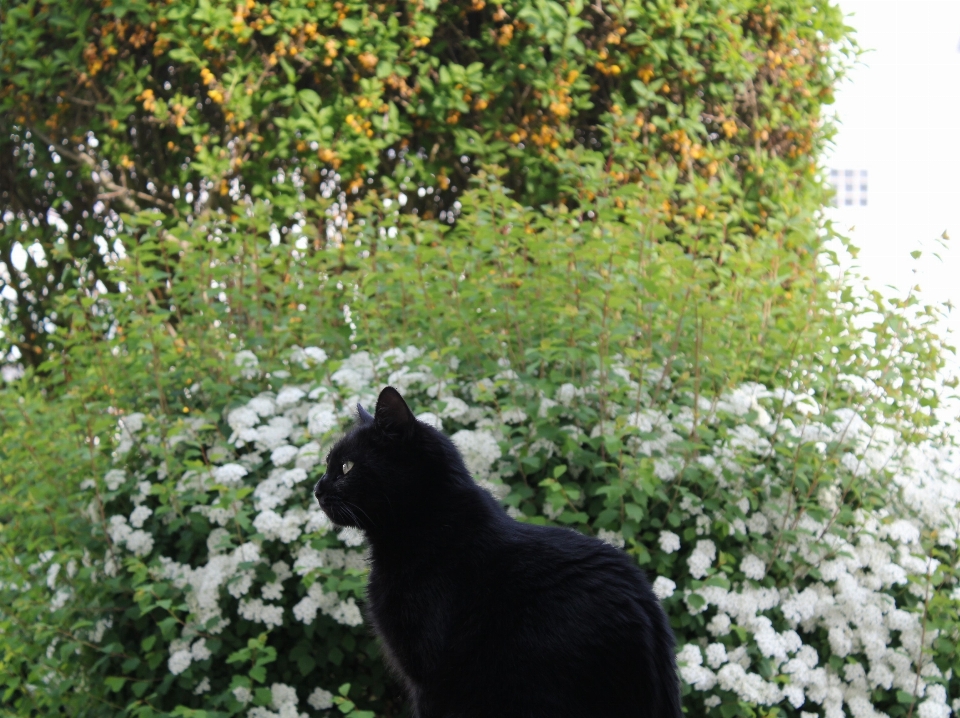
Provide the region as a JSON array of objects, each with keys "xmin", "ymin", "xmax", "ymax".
[{"xmin": 366, "ymin": 564, "xmax": 455, "ymax": 676}]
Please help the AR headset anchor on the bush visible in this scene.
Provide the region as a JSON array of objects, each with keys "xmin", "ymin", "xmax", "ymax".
[
  {"xmin": 3, "ymin": 5, "xmax": 957, "ymax": 714},
  {"xmin": 3, "ymin": 333, "xmax": 960, "ymax": 717}
]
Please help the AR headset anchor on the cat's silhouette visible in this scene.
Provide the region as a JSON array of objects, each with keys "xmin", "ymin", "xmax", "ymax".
[{"xmin": 314, "ymin": 386, "xmax": 682, "ymax": 718}]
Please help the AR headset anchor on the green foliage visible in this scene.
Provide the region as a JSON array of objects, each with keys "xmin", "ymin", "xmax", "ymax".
[
  {"xmin": 0, "ymin": 170, "xmax": 957, "ymax": 717},
  {"xmin": 2, "ymin": 1, "xmax": 958, "ymax": 717},
  {"xmin": 0, "ymin": 0, "xmax": 853, "ymax": 367}
]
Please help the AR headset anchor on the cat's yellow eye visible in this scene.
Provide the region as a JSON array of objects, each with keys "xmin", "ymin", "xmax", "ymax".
[{"xmin": 342, "ymin": 461, "xmax": 354, "ymax": 475}]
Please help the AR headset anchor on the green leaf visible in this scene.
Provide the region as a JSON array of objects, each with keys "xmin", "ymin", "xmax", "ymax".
[
  {"xmin": 686, "ymin": 593, "xmax": 706, "ymax": 610},
  {"xmin": 624, "ymin": 503, "xmax": 644, "ymax": 522},
  {"xmin": 897, "ymin": 691, "xmax": 916, "ymax": 704},
  {"xmin": 104, "ymin": 676, "xmax": 126, "ymax": 693}
]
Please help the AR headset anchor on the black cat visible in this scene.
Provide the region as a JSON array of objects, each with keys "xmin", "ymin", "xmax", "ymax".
[{"xmin": 313, "ymin": 386, "xmax": 682, "ymax": 718}]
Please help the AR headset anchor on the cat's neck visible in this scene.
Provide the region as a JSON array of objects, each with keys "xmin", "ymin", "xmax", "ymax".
[{"xmin": 365, "ymin": 479, "xmax": 504, "ymax": 568}]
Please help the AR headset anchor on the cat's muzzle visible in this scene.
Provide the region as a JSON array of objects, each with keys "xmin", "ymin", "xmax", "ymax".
[{"xmin": 313, "ymin": 474, "xmax": 328, "ymax": 505}]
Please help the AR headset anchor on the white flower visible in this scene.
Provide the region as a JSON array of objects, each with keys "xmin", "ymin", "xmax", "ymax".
[
  {"xmin": 653, "ymin": 457, "xmax": 680, "ymax": 481},
  {"xmin": 46, "ymin": 563, "xmax": 60, "ymax": 589},
  {"xmin": 190, "ymin": 638, "xmax": 211, "ymax": 661},
  {"xmin": 238, "ymin": 598, "xmax": 284, "ymax": 628},
  {"xmin": 276, "ymin": 386, "xmax": 306, "ymax": 408},
  {"xmin": 501, "ymin": 407, "xmax": 527, "ymax": 424},
  {"xmin": 338, "ymin": 527, "xmax": 365, "ymax": 547},
  {"xmin": 331, "ymin": 598, "xmax": 363, "ymax": 626},
  {"xmin": 883, "ymin": 519, "xmax": 921, "ymax": 545},
  {"xmin": 677, "ymin": 644, "xmax": 717, "ymax": 690},
  {"xmin": 652, "ymin": 576, "xmax": 676, "ymax": 600},
  {"xmin": 416, "ymin": 412, "xmax": 443, "ymax": 431},
  {"xmin": 256, "ymin": 416, "xmax": 295, "ymax": 450},
  {"xmin": 293, "ymin": 583, "xmax": 333, "ymax": 624},
  {"xmin": 331, "ymin": 351, "xmax": 375, "ymax": 393},
  {"xmin": 234, "ymin": 350, "xmax": 260, "ymax": 379},
  {"xmin": 89, "ymin": 617, "xmax": 112, "ymax": 643},
  {"xmin": 261, "ymin": 582, "xmax": 282, "ymax": 601},
  {"xmin": 129, "ymin": 505, "xmax": 152, "ymax": 528},
  {"xmin": 307, "ymin": 687, "xmax": 334, "ymax": 710},
  {"xmin": 272, "ymin": 561, "xmax": 292, "ymax": 582},
  {"xmin": 168, "ymin": 649, "xmax": 192, "ymax": 675},
  {"xmin": 451, "ymin": 429, "xmax": 501, "ymax": 479},
  {"xmin": 687, "ymin": 540, "xmax": 716, "ymax": 579},
  {"xmin": 292, "ymin": 581, "xmax": 362, "ymax": 626},
  {"xmin": 556, "ymin": 383, "xmax": 578, "ymax": 406},
  {"xmin": 782, "ymin": 684, "xmax": 805, "ymax": 708},
  {"xmin": 125, "ymin": 530, "xmax": 154, "ymax": 556},
  {"xmin": 233, "ymin": 686, "xmax": 253, "ymax": 704},
  {"xmin": 597, "ymin": 529, "xmax": 625, "ymax": 549},
  {"xmin": 741, "ymin": 554, "xmax": 766, "ymax": 581},
  {"xmin": 118, "ymin": 412, "xmax": 145, "ymax": 433},
  {"xmin": 207, "ymin": 527, "xmax": 231, "ymax": 555},
  {"xmin": 271, "ymin": 683, "xmax": 299, "ymax": 711},
  {"xmin": 439, "ymin": 396, "xmax": 469, "ymax": 419},
  {"xmin": 296, "ymin": 442, "xmax": 322, "ymax": 470},
  {"xmin": 193, "ymin": 677, "xmax": 211, "ymax": 695},
  {"xmin": 528, "ymin": 397, "xmax": 553, "ymax": 421},
  {"xmin": 270, "ymin": 445, "xmax": 298, "ymax": 466},
  {"xmin": 707, "ymin": 613, "xmax": 731, "ymax": 636},
  {"xmin": 214, "ymin": 463, "xmax": 248, "ymax": 485},
  {"xmin": 104, "ymin": 469, "xmax": 126, "ymax": 491},
  {"xmin": 304, "ymin": 506, "xmax": 332, "ymax": 535},
  {"xmin": 747, "ymin": 512, "xmax": 769, "ymax": 535},
  {"xmin": 307, "ymin": 403, "xmax": 339, "ymax": 436},
  {"xmin": 248, "ymin": 395, "xmax": 276, "ymax": 417},
  {"xmin": 228, "ymin": 406, "xmax": 260, "ymax": 432},
  {"xmin": 303, "ymin": 346, "xmax": 328, "ymax": 364},
  {"xmin": 658, "ymin": 530, "xmax": 680, "ymax": 554},
  {"xmin": 107, "ymin": 515, "xmax": 131, "ymax": 543},
  {"xmin": 705, "ymin": 642, "xmax": 728, "ymax": 668},
  {"xmin": 717, "ymin": 663, "xmax": 781, "ymax": 705},
  {"xmin": 254, "ymin": 509, "xmax": 304, "ymax": 544}
]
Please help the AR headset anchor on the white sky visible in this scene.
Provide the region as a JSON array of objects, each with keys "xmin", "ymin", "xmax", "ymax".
[{"xmin": 825, "ymin": 0, "xmax": 960, "ymax": 355}]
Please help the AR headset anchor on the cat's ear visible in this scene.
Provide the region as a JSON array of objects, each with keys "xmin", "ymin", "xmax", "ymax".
[
  {"xmin": 374, "ymin": 386, "xmax": 415, "ymax": 435},
  {"xmin": 357, "ymin": 403, "xmax": 375, "ymax": 425}
]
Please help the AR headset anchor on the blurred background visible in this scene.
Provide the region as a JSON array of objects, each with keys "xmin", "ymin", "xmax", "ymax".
[{"xmin": 826, "ymin": 0, "xmax": 960, "ymax": 354}]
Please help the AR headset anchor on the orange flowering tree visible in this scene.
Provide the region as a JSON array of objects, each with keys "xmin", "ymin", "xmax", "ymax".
[{"xmin": 0, "ymin": 0, "xmax": 851, "ymax": 368}]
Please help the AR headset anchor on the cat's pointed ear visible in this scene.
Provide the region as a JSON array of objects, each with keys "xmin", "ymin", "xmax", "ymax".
[
  {"xmin": 375, "ymin": 386, "xmax": 415, "ymax": 434},
  {"xmin": 357, "ymin": 403, "xmax": 375, "ymax": 425}
]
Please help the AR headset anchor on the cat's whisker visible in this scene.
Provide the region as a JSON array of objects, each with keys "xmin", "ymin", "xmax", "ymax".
[
  {"xmin": 342, "ymin": 499, "xmax": 376, "ymax": 529},
  {"xmin": 336, "ymin": 500, "xmax": 363, "ymax": 529}
]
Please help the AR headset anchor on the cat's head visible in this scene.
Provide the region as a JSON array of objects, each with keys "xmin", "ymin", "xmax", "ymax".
[{"xmin": 313, "ymin": 386, "xmax": 470, "ymax": 534}]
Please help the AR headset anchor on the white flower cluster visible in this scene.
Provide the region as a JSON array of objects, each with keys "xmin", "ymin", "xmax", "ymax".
[
  {"xmin": 247, "ymin": 683, "xmax": 310, "ymax": 718},
  {"xmin": 52, "ymin": 347, "xmax": 957, "ymax": 717},
  {"xmin": 77, "ymin": 346, "xmax": 520, "ymax": 700},
  {"xmin": 667, "ymin": 382, "xmax": 960, "ymax": 718}
]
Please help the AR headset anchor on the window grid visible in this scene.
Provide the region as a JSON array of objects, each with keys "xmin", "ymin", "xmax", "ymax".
[{"xmin": 828, "ymin": 169, "xmax": 868, "ymax": 207}]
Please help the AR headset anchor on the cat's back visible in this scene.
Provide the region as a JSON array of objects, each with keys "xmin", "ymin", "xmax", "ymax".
[
  {"xmin": 429, "ymin": 518, "xmax": 681, "ymax": 718},
  {"xmin": 482, "ymin": 519, "xmax": 665, "ymax": 631}
]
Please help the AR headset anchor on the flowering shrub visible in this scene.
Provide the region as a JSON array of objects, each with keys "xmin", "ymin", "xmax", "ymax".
[{"xmin": 7, "ymin": 341, "xmax": 958, "ymax": 717}]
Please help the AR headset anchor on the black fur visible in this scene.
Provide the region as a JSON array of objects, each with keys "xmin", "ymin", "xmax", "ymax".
[{"xmin": 314, "ymin": 386, "xmax": 682, "ymax": 718}]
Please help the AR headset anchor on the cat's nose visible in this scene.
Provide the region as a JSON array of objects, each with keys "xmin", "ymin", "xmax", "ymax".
[{"xmin": 313, "ymin": 474, "xmax": 328, "ymax": 502}]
